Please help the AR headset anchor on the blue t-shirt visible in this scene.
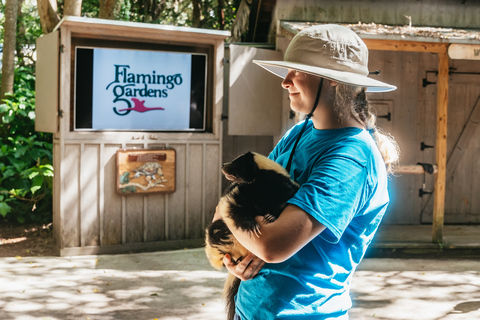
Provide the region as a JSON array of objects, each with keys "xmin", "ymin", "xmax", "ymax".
[{"xmin": 235, "ymin": 120, "xmax": 389, "ymax": 320}]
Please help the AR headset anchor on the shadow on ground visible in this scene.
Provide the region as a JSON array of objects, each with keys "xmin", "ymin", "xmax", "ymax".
[
  {"xmin": 1, "ymin": 249, "xmax": 226, "ymax": 320},
  {"xmin": 1, "ymin": 249, "xmax": 480, "ymax": 320}
]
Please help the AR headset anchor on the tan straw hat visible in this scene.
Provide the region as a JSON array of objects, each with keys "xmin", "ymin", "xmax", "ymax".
[{"xmin": 253, "ymin": 24, "xmax": 396, "ymax": 92}]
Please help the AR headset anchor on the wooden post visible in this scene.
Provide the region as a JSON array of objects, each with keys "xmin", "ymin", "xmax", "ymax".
[{"xmin": 432, "ymin": 49, "xmax": 449, "ymax": 243}]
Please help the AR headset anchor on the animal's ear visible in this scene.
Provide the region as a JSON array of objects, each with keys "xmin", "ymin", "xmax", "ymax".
[{"xmin": 222, "ymin": 152, "xmax": 257, "ymax": 183}]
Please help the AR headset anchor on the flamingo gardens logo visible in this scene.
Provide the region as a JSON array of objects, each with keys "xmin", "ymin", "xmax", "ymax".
[
  {"xmin": 91, "ymin": 48, "xmax": 192, "ymax": 130},
  {"xmin": 105, "ymin": 65, "xmax": 184, "ymax": 116}
]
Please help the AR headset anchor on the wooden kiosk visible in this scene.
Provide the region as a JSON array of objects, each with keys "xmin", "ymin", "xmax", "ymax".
[{"xmin": 35, "ymin": 17, "xmax": 229, "ymax": 256}]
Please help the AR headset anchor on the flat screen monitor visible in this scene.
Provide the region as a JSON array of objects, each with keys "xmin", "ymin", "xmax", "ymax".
[{"xmin": 74, "ymin": 47, "xmax": 207, "ymax": 131}]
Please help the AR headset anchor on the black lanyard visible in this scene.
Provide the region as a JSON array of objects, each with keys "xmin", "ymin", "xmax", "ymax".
[{"xmin": 285, "ymin": 78, "xmax": 324, "ymax": 174}]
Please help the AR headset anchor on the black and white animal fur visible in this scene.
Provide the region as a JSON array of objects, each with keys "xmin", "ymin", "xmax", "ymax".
[{"xmin": 205, "ymin": 151, "xmax": 299, "ymax": 320}]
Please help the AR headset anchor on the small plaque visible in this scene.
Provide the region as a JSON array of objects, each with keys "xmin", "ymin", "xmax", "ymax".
[
  {"xmin": 448, "ymin": 44, "xmax": 480, "ymax": 61},
  {"xmin": 116, "ymin": 149, "xmax": 176, "ymax": 194}
]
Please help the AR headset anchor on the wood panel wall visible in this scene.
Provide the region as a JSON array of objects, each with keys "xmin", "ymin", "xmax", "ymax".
[
  {"xmin": 367, "ymin": 50, "xmax": 423, "ymax": 224},
  {"xmin": 437, "ymin": 75, "xmax": 480, "ymax": 223},
  {"xmin": 365, "ymin": 50, "xmax": 480, "ymax": 225},
  {"xmin": 57, "ymin": 140, "xmax": 221, "ymax": 255}
]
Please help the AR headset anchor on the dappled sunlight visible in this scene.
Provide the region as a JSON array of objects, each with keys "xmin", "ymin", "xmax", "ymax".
[
  {"xmin": 43, "ymin": 301, "xmax": 72, "ymax": 311},
  {"xmin": 0, "ymin": 236, "xmax": 27, "ymax": 245},
  {"xmin": 4, "ymin": 301, "xmax": 45, "ymax": 312},
  {"xmin": 350, "ymin": 259, "xmax": 480, "ymax": 320},
  {"xmin": 108, "ymin": 286, "xmax": 164, "ymax": 299},
  {"xmin": 0, "ymin": 223, "xmax": 54, "ymax": 257},
  {"xmin": 2, "ymin": 252, "xmax": 480, "ymax": 320},
  {"xmin": 0, "ymin": 248, "xmax": 227, "ymax": 320},
  {"xmin": 180, "ymin": 285, "xmax": 222, "ymax": 299}
]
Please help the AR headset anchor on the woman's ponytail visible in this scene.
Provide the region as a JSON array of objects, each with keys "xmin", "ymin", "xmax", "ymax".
[
  {"xmin": 335, "ymin": 84, "xmax": 400, "ymax": 174},
  {"xmin": 354, "ymin": 88, "xmax": 400, "ymax": 174}
]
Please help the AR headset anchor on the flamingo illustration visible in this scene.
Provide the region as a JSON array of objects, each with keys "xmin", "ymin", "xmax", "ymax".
[{"xmin": 118, "ymin": 98, "xmax": 165, "ymax": 112}]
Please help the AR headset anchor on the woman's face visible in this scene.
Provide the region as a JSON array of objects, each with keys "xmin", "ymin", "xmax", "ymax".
[{"xmin": 281, "ymin": 70, "xmax": 323, "ymax": 114}]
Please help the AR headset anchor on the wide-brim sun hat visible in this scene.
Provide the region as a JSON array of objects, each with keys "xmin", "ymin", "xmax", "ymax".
[{"xmin": 253, "ymin": 24, "xmax": 396, "ymax": 92}]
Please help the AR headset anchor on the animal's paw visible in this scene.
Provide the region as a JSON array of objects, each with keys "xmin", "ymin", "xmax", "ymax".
[
  {"xmin": 249, "ymin": 224, "xmax": 262, "ymax": 238},
  {"xmin": 262, "ymin": 214, "xmax": 277, "ymax": 224}
]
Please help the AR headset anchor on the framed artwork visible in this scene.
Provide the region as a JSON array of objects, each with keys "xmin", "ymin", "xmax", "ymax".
[{"xmin": 116, "ymin": 149, "xmax": 176, "ymax": 194}]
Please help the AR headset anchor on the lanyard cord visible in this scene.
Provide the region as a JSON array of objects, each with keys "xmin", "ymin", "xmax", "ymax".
[{"xmin": 285, "ymin": 78, "xmax": 324, "ymax": 173}]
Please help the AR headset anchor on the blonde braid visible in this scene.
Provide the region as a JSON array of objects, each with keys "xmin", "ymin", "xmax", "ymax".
[{"xmin": 334, "ymin": 84, "xmax": 400, "ymax": 174}]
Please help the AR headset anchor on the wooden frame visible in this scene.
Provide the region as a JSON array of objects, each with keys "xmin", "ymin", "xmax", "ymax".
[
  {"xmin": 363, "ymin": 38, "xmax": 450, "ymax": 243},
  {"xmin": 116, "ymin": 149, "xmax": 176, "ymax": 194}
]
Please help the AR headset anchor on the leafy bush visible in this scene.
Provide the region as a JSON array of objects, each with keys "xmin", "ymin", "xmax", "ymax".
[{"xmin": 0, "ymin": 67, "xmax": 53, "ymax": 224}]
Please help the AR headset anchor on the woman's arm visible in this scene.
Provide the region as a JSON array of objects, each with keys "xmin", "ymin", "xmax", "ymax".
[{"xmin": 218, "ymin": 204, "xmax": 326, "ymax": 264}]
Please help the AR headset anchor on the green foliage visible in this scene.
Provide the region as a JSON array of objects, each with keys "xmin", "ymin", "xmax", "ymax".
[
  {"xmin": 0, "ymin": 0, "xmax": 4, "ymax": 40},
  {"xmin": 0, "ymin": 0, "xmax": 43, "ymax": 67},
  {"xmin": 0, "ymin": 0, "xmax": 51, "ymax": 224},
  {"xmin": 0, "ymin": 67, "xmax": 53, "ymax": 224},
  {"xmin": 16, "ymin": 0, "xmax": 44, "ymax": 67},
  {"xmin": 0, "ymin": 0, "xmax": 242, "ymax": 225},
  {"xmin": 101, "ymin": 0, "xmax": 241, "ymax": 30},
  {"xmin": 82, "ymin": 0, "xmax": 100, "ymax": 18}
]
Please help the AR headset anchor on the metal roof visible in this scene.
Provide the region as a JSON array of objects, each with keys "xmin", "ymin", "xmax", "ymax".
[{"xmin": 281, "ymin": 21, "xmax": 480, "ymax": 45}]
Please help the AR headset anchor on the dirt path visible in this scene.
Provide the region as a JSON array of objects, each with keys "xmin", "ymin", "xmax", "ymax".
[{"xmin": 0, "ymin": 223, "xmax": 56, "ymax": 257}]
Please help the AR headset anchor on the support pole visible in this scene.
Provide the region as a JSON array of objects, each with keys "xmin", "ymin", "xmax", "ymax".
[{"xmin": 432, "ymin": 49, "xmax": 449, "ymax": 243}]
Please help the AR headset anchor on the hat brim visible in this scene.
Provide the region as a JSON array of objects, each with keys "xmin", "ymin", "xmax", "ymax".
[{"xmin": 253, "ymin": 60, "xmax": 396, "ymax": 93}]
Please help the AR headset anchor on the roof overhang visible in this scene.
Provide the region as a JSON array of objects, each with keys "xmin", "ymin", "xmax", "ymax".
[
  {"xmin": 54, "ymin": 16, "xmax": 231, "ymax": 39},
  {"xmin": 280, "ymin": 21, "xmax": 480, "ymax": 59},
  {"xmin": 280, "ymin": 21, "xmax": 480, "ymax": 45}
]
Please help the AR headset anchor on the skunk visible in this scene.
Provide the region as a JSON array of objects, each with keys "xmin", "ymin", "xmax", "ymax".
[{"xmin": 205, "ymin": 151, "xmax": 299, "ymax": 320}]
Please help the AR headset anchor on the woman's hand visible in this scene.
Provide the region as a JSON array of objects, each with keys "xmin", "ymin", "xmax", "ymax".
[{"xmin": 223, "ymin": 252, "xmax": 265, "ymax": 281}]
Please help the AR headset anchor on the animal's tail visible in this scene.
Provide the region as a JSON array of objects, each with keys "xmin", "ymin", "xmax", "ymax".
[{"xmin": 224, "ymin": 274, "xmax": 241, "ymax": 320}]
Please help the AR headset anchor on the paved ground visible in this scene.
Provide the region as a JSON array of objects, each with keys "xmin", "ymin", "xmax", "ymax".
[{"xmin": 2, "ymin": 248, "xmax": 480, "ymax": 320}]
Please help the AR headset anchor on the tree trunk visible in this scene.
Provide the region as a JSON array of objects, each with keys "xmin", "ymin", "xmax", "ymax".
[
  {"xmin": 64, "ymin": 0, "xmax": 82, "ymax": 16},
  {"xmin": 152, "ymin": 0, "xmax": 166, "ymax": 22},
  {"xmin": 192, "ymin": 0, "xmax": 201, "ymax": 28},
  {"xmin": 16, "ymin": 0, "xmax": 27, "ymax": 67},
  {"xmin": 217, "ymin": 0, "xmax": 225, "ymax": 30},
  {"xmin": 230, "ymin": 0, "xmax": 251, "ymax": 42},
  {"xmin": 0, "ymin": 0, "xmax": 19, "ymax": 101},
  {"xmin": 144, "ymin": 0, "xmax": 153, "ymax": 23},
  {"xmin": 99, "ymin": 0, "xmax": 122, "ymax": 19},
  {"xmin": 37, "ymin": 0, "xmax": 60, "ymax": 34}
]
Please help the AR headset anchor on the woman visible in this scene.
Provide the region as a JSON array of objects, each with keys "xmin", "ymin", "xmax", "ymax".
[{"xmin": 214, "ymin": 24, "xmax": 400, "ymax": 320}]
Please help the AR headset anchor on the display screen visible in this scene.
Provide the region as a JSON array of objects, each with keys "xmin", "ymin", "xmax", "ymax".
[{"xmin": 74, "ymin": 47, "xmax": 207, "ymax": 131}]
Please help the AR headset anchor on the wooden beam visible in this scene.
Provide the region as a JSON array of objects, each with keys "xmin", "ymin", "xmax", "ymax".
[
  {"xmin": 363, "ymin": 38, "xmax": 449, "ymax": 53},
  {"xmin": 394, "ymin": 165, "xmax": 438, "ymax": 175},
  {"xmin": 432, "ymin": 50, "xmax": 449, "ymax": 244}
]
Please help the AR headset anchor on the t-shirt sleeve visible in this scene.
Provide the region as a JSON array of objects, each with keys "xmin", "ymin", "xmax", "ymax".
[{"xmin": 287, "ymin": 152, "xmax": 368, "ymax": 244}]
